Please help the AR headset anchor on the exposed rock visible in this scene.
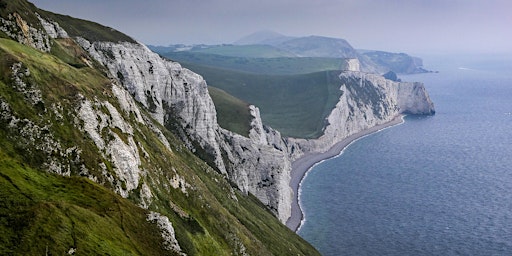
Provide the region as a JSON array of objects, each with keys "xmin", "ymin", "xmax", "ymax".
[
  {"xmin": 76, "ymin": 38, "xmax": 294, "ymax": 222},
  {"xmin": 147, "ymin": 211, "xmax": 185, "ymax": 255},
  {"xmin": 77, "ymin": 97, "xmax": 142, "ymax": 197},
  {"xmin": 0, "ymin": 13, "xmax": 51, "ymax": 52},
  {"xmin": 342, "ymin": 58, "xmax": 361, "ymax": 72},
  {"xmin": 287, "ymin": 71, "xmax": 435, "ymax": 160},
  {"xmin": 36, "ymin": 13, "xmax": 69, "ymax": 39}
]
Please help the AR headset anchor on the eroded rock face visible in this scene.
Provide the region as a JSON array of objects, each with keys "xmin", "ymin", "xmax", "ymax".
[
  {"xmin": 75, "ymin": 38, "xmax": 294, "ymax": 222},
  {"xmin": 0, "ymin": 13, "xmax": 52, "ymax": 52},
  {"xmin": 288, "ymin": 71, "xmax": 435, "ymax": 159},
  {"xmin": 75, "ymin": 37, "xmax": 435, "ymax": 223},
  {"xmin": 20, "ymin": 14, "xmax": 433, "ymax": 224}
]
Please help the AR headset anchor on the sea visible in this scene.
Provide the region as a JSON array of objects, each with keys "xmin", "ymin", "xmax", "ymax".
[{"xmin": 298, "ymin": 54, "xmax": 512, "ymax": 255}]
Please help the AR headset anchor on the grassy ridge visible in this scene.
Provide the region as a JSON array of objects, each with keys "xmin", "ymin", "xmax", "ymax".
[
  {"xmin": 208, "ymin": 86, "xmax": 252, "ymax": 136},
  {"xmin": 0, "ymin": 151, "xmax": 170, "ymax": 255},
  {"xmin": 186, "ymin": 63, "xmax": 343, "ymax": 138},
  {"xmin": 161, "ymin": 51, "xmax": 343, "ymax": 75},
  {"xmin": 154, "ymin": 47, "xmax": 345, "ymax": 138}
]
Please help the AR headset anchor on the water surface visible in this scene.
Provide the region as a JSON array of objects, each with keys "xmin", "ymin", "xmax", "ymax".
[{"xmin": 298, "ymin": 55, "xmax": 512, "ymax": 255}]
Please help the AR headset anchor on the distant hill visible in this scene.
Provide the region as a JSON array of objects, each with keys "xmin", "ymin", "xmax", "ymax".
[
  {"xmin": 234, "ymin": 30, "xmax": 296, "ymax": 45},
  {"xmin": 276, "ymin": 35, "xmax": 358, "ymax": 58},
  {"xmin": 153, "ymin": 50, "xmax": 344, "ymax": 75},
  {"xmin": 191, "ymin": 44, "xmax": 297, "ymax": 58},
  {"xmin": 151, "ymin": 33, "xmax": 429, "ymax": 74},
  {"xmin": 358, "ymin": 50, "xmax": 431, "ymax": 74},
  {"xmin": 178, "ymin": 63, "xmax": 343, "ymax": 139},
  {"xmin": 150, "ymin": 33, "xmax": 431, "ymax": 137}
]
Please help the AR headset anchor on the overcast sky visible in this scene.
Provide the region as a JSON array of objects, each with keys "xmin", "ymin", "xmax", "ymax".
[{"xmin": 31, "ymin": 0, "xmax": 511, "ymax": 55}]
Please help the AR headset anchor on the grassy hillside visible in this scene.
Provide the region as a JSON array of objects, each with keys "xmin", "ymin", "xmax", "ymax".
[
  {"xmin": 156, "ymin": 50, "xmax": 344, "ymax": 75},
  {"xmin": 0, "ymin": 27, "xmax": 319, "ymax": 256},
  {"xmin": 186, "ymin": 63, "xmax": 343, "ymax": 138},
  {"xmin": 208, "ymin": 86, "xmax": 252, "ymax": 137},
  {"xmin": 0, "ymin": 151, "xmax": 172, "ymax": 255}
]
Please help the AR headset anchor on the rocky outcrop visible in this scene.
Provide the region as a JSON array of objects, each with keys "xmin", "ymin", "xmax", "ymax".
[
  {"xmin": 73, "ymin": 37, "xmax": 294, "ymax": 222},
  {"xmin": 0, "ymin": 13, "xmax": 52, "ymax": 52},
  {"xmin": 287, "ymin": 71, "xmax": 435, "ymax": 160}
]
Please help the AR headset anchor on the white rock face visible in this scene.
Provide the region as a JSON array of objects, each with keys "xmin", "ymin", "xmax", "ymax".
[
  {"xmin": 76, "ymin": 39, "xmax": 294, "ymax": 222},
  {"xmin": 288, "ymin": 71, "xmax": 435, "ymax": 159},
  {"xmin": 77, "ymin": 97, "xmax": 142, "ymax": 198},
  {"xmin": 147, "ymin": 212, "xmax": 185, "ymax": 255},
  {"xmin": 74, "ymin": 35, "xmax": 435, "ymax": 224},
  {"xmin": 36, "ymin": 13, "xmax": 69, "ymax": 39},
  {"xmin": 0, "ymin": 13, "xmax": 52, "ymax": 52},
  {"xmin": 342, "ymin": 58, "xmax": 361, "ymax": 72}
]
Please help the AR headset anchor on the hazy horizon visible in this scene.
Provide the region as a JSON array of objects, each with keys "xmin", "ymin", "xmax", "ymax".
[{"xmin": 31, "ymin": 0, "xmax": 512, "ymax": 56}]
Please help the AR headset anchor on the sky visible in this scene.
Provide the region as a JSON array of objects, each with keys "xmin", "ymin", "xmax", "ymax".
[{"xmin": 31, "ymin": 0, "xmax": 512, "ymax": 55}]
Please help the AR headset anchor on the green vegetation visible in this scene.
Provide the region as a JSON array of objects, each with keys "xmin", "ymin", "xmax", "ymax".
[
  {"xmin": 0, "ymin": 21, "xmax": 319, "ymax": 255},
  {"xmin": 188, "ymin": 63, "xmax": 343, "ymax": 138},
  {"xmin": 0, "ymin": 151, "xmax": 171, "ymax": 255},
  {"xmin": 208, "ymin": 86, "xmax": 252, "ymax": 137},
  {"xmin": 153, "ymin": 45, "xmax": 346, "ymax": 138},
  {"xmin": 0, "ymin": 0, "xmax": 134, "ymax": 43},
  {"xmin": 41, "ymin": 10, "xmax": 136, "ymax": 43},
  {"xmin": 160, "ymin": 51, "xmax": 343, "ymax": 75}
]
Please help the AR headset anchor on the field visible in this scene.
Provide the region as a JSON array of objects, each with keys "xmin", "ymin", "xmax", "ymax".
[{"xmin": 186, "ymin": 63, "xmax": 343, "ymax": 138}]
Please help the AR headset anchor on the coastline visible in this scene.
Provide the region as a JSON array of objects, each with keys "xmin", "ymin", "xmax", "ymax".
[{"xmin": 285, "ymin": 115, "xmax": 405, "ymax": 232}]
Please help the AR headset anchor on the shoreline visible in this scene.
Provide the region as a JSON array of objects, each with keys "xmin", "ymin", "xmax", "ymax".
[{"xmin": 285, "ymin": 115, "xmax": 405, "ymax": 232}]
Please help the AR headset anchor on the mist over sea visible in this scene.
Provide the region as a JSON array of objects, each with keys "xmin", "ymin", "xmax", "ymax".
[{"xmin": 298, "ymin": 54, "xmax": 512, "ymax": 255}]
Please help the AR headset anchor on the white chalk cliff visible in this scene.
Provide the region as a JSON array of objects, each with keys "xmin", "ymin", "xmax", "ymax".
[
  {"xmin": 74, "ymin": 38, "xmax": 434, "ymax": 224},
  {"xmin": 7, "ymin": 13, "xmax": 434, "ymax": 225}
]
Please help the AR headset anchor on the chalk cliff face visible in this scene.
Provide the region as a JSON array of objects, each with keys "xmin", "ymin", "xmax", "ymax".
[
  {"xmin": 74, "ymin": 35, "xmax": 434, "ymax": 224},
  {"xmin": 1, "ymin": 2, "xmax": 434, "ymax": 228},
  {"xmin": 74, "ymin": 37, "xmax": 294, "ymax": 222},
  {"xmin": 1, "ymin": 3, "xmax": 322, "ymax": 254},
  {"xmin": 287, "ymin": 71, "xmax": 435, "ymax": 159}
]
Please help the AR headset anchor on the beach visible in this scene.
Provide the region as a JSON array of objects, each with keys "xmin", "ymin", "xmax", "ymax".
[{"xmin": 285, "ymin": 115, "xmax": 405, "ymax": 231}]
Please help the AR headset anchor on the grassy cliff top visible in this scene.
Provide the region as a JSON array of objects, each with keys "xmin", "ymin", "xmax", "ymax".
[{"xmin": 0, "ymin": 0, "xmax": 135, "ymax": 43}]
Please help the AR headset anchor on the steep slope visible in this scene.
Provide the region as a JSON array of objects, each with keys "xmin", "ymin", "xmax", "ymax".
[
  {"xmin": 1, "ymin": 4, "xmax": 435, "ymax": 255},
  {"xmin": 0, "ymin": 1, "xmax": 319, "ymax": 255}
]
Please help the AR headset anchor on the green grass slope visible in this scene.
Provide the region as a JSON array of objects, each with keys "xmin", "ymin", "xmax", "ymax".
[
  {"xmin": 186, "ymin": 63, "xmax": 343, "ymax": 138},
  {"xmin": 208, "ymin": 86, "xmax": 252, "ymax": 137},
  {"xmin": 158, "ymin": 51, "xmax": 344, "ymax": 75},
  {"xmin": 0, "ymin": 11, "xmax": 319, "ymax": 254},
  {"xmin": 0, "ymin": 151, "xmax": 171, "ymax": 255}
]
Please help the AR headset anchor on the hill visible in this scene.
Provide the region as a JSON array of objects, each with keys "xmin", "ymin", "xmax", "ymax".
[
  {"xmin": 0, "ymin": 0, "xmax": 319, "ymax": 255},
  {"xmin": 182, "ymin": 63, "xmax": 343, "ymax": 138},
  {"xmin": 154, "ymin": 50, "xmax": 344, "ymax": 75}
]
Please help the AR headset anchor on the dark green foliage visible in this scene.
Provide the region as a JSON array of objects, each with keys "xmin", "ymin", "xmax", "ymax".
[
  {"xmin": 157, "ymin": 51, "xmax": 344, "ymax": 75},
  {"xmin": 208, "ymin": 86, "xmax": 252, "ymax": 137},
  {"xmin": 183, "ymin": 63, "xmax": 343, "ymax": 138},
  {"xmin": 41, "ymin": 10, "xmax": 136, "ymax": 43},
  {"xmin": 0, "ymin": 2, "xmax": 321, "ymax": 253},
  {"xmin": 0, "ymin": 151, "xmax": 172, "ymax": 255}
]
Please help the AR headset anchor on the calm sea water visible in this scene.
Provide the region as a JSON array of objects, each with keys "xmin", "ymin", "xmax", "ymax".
[{"xmin": 298, "ymin": 54, "xmax": 512, "ymax": 255}]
